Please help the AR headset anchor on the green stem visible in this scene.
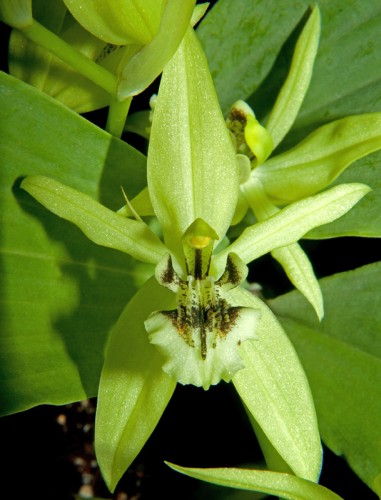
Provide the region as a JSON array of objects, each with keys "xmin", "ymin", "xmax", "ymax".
[
  {"xmin": 21, "ymin": 19, "xmax": 117, "ymax": 95},
  {"xmin": 106, "ymin": 96, "xmax": 132, "ymax": 138}
]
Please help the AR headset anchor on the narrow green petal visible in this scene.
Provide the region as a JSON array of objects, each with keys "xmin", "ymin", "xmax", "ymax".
[
  {"xmin": 242, "ymin": 178, "xmax": 323, "ymax": 319},
  {"xmin": 147, "ymin": 27, "xmax": 239, "ymax": 262},
  {"xmin": 257, "ymin": 113, "xmax": 381, "ymax": 205},
  {"xmin": 117, "ymin": 0, "xmax": 196, "ymax": 98},
  {"xmin": 95, "ymin": 277, "xmax": 177, "ymax": 492},
  {"xmin": 231, "ymin": 287, "xmax": 322, "ymax": 482},
  {"xmin": 63, "ymin": 0, "xmax": 165, "ymax": 45},
  {"xmin": 166, "ymin": 464, "xmax": 343, "ymax": 500},
  {"xmin": 266, "ymin": 5, "xmax": 320, "ymax": 148},
  {"xmin": 21, "ymin": 175, "xmax": 166, "ymax": 264},
  {"xmin": 213, "ymin": 183, "xmax": 370, "ymax": 274},
  {"xmin": 272, "ymin": 244, "xmax": 324, "ymax": 320}
]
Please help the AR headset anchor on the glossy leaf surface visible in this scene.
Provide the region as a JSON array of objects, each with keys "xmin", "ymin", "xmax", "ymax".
[{"xmin": 0, "ymin": 72, "xmax": 148, "ymax": 415}]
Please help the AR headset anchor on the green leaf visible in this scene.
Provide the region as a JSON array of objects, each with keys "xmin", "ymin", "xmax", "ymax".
[
  {"xmin": 266, "ymin": 5, "xmax": 320, "ymax": 148},
  {"xmin": 21, "ymin": 175, "xmax": 166, "ymax": 264},
  {"xmin": 63, "ymin": 0, "xmax": 166, "ymax": 45},
  {"xmin": 147, "ymin": 27, "xmax": 239, "ymax": 265},
  {"xmin": 95, "ymin": 277, "xmax": 177, "ymax": 492},
  {"xmin": 291, "ymin": 0, "xmax": 381, "ymax": 141},
  {"xmin": 270, "ymin": 262, "xmax": 381, "ymax": 495},
  {"xmin": 8, "ymin": 0, "xmax": 111, "ymax": 113},
  {"xmin": 256, "ymin": 114, "xmax": 381, "ymax": 205},
  {"xmin": 198, "ymin": 0, "xmax": 381, "ymax": 129},
  {"xmin": 0, "ymin": 71, "xmax": 149, "ymax": 415},
  {"xmin": 213, "ymin": 183, "xmax": 370, "ymax": 274},
  {"xmin": 166, "ymin": 463, "xmax": 343, "ymax": 500},
  {"xmin": 117, "ymin": 0, "xmax": 196, "ymax": 98},
  {"xmin": 197, "ymin": 0, "xmax": 310, "ymax": 115},
  {"xmin": 231, "ymin": 287, "xmax": 322, "ymax": 482}
]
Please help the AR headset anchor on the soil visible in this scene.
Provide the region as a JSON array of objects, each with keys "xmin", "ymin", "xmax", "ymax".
[{"xmin": 0, "ymin": 384, "xmax": 378, "ymax": 499}]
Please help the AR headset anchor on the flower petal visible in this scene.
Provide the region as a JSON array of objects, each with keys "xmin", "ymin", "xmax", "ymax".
[
  {"xmin": 213, "ymin": 183, "xmax": 371, "ymax": 274},
  {"xmin": 21, "ymin": 175, "xmax": 166, "ymax": 264},
  {"xmin": 95, "ymin": 277, "xmax": 177, "ymax": 492},
  {"xmin": 117, "ymin": 0, "xmax": 196, "ymax": 98},
  {"xmin": 242, "ymin": 177, "xmax": 323, "ymax": 319},
  {"xmin": 63, "ymin": 0, "xmax": 165, "ymax": 45},
  {"xmin": 166, "ymin": 464, "xmax": 343, "ymax": 499},
  {"xmin": 147, "ymin": 27, "xmax": 239, "ymax": 264},
  {"xmin": 231, "ymin": 287, "xmax": 322, "ymax": 482},
  {"xmin": 257, "ymin": 113, "xmax": 381, "ymax": 204},
  {"xmin": 146, "ymin": 253, "xmax": 260, "ymax": 389},
  {"xmin": 266, "ymin": 5, "xmax": 320, "ymax": 148}
]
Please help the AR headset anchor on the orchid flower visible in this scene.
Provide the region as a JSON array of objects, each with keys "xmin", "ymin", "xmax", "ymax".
[
  {"xmin": 225, "ymin": 5, "xmax": 381, "ymax": 320},
  {"xmin": 2, "ymin": 0, "xmax": 200, "ymax": 136},
  {"xmin": 21, "ymin": 24, "xmax": 370, "ymax": 492}
]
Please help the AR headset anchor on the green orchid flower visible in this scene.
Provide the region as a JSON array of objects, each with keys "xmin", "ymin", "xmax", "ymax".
[
  {"xmin": 226, "ymin": 5, "xmax": 381, "ymax": 320},
  {"xmin": 3, "ymin": 0, "xmax": 201, "ymax": 137},
  {"xmin": 21, "ymin": 25, "xmax": 370, "ymax": 492}
]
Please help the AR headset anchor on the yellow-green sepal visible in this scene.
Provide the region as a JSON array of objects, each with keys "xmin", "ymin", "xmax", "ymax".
[{"xmin": 147, "ymin": 27, "xmax": 239, "ymax": 264}]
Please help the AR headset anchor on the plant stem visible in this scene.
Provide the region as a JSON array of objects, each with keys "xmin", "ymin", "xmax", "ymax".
[
  {"xmin": 106, "ymin": 96, "xmax": 132, "ymax": 138},
  {"xmin": 21, "ymin": 19, "xmax": 117, "ymax": 95}
]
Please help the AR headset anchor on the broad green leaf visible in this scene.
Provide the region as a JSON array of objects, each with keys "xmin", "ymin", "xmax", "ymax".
[
  {"xmin": 95, "ymin": 277, "xmax": 176, "ymax": 492},
  {"xmin": 213, "ymin": 183, "xmax": 370, "ymax": 274},
  {"xmin": 147, "ymin": 27, "xmax": 239, "ymax": 265},
  {"xmin": 270, "ymin": 262, "xmax": 381, "ymax": 361},
  {"xmin": 197, "ymin": 0, "xmax": 310, "ymax": 115},
  {"xmin": 117, "ymin": 0, "xmax": 196, "ymax": 98},
  {"xmin": 266, "ymin": 5, "xmax": 320, "ymax": 148},
  {"xmin": 306, "ymin": 150, "xmax": 381, "ymax": 238},
  {"xmin": 198, "ymin": 1, "xmax": 381, "ymax": 128},
  {"xmin": 270, "ymin": 262, "xmax": 381, "ymax": 495},
  {"xmin": 0, "ymin": 71, "xmax": 148, "ymax": 415},
  {"xmin": 21, "ymin": 176, "xmax": 165, "ymax": 264},
  {"xmin": 0, "ymin": 0, "xmax": 32, "ymax": 29},
  {"xmin": 230, "ymin": 289, "xmax": 321, "ymax": 482},
  {"xmin": 63, "ymin": 0, "xmax": 166, "ymax": 45},
  {"xmin": 8, "ymin": 0, "xmax": 111, "ymax": 113},
  {"xmin": 256, "ymin": 114, "xmax": 381, "ymax": 205},
  {"xmin": 166, "ymin": 463, "xmax": 343, "ymax": 500}
]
